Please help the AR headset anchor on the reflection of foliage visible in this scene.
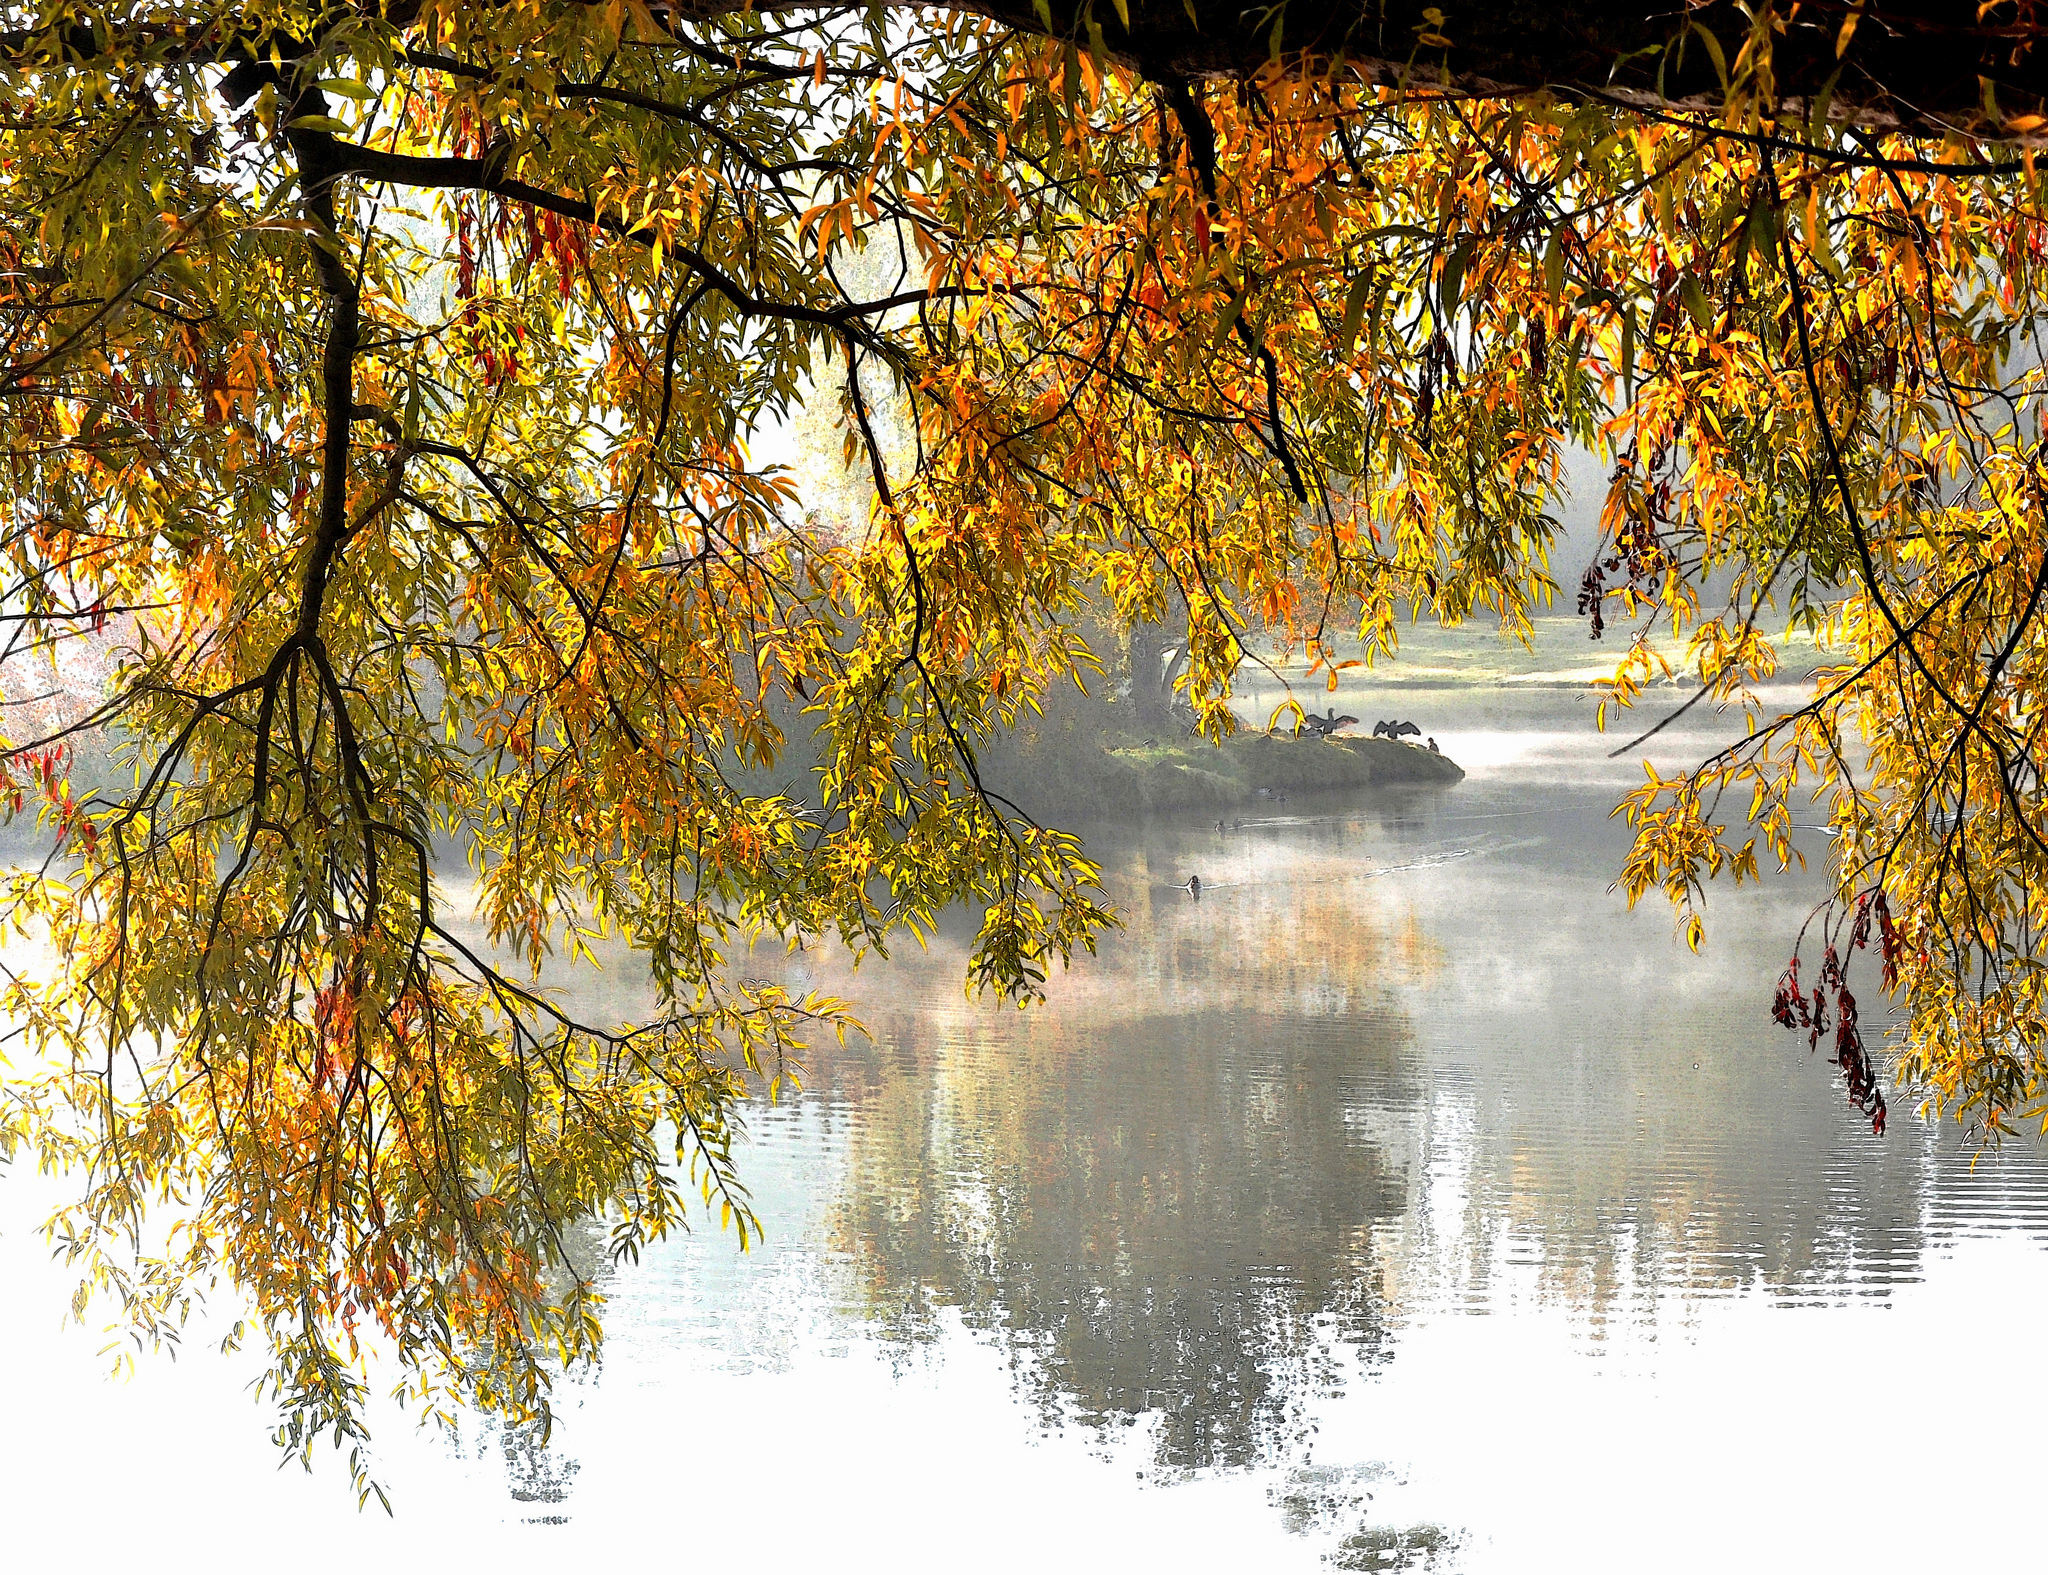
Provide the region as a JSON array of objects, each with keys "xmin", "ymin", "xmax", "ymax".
[
  {"xmin": 830, "ymin": 1010, "xmax": 1402, "ymax": 1468},
  {"xmin": 1356, "ymin": 850, "xmax": 1944, "ymax": 1323},
  {"xmin": 1331, "ymin": 1523, "xmax": 1465, "ymax": 1573},
  {"xmin": 819, "ymin": 856, "xmax": 1417, "ymax": 1468},
  {"xmin": 1273, "ymin": 1462, "xmax": 1397, "ymax": 1537},
  {"xmin": 1272, "ymin": 1464, "xmax": 1464, "ymax": 1570},
  {"xmin": 499, "ymin": 1414, "xmax": 579, "ymax": 1519},
  {"xmin": 816, "ymin": 820, "xmax": 1961, "ymax": 1377}
]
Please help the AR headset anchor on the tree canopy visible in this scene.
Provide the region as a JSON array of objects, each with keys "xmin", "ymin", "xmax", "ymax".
[{"xmin": 4, "ymin": 0, "xmax": 2048, "ymax": 1492}]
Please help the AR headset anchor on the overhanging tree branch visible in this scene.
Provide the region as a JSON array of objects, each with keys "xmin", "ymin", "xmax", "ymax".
[{"xmin": 10, "ymin": 1, "xmax": 2048, "ymax": 133}]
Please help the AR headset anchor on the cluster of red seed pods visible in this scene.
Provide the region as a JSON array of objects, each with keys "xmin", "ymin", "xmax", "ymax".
[{"xmin": 1771, "ymin": 890, "xmax": 1896, "ymax": 1136}]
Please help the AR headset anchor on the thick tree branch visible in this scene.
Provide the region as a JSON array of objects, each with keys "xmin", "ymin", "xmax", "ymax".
[
  {"xmin": 287, "ymin": 116, "xmax": 362, "ymax": 643},
  {"xmin": 9, "ymin": 2, "xmax": 2048, "ymax": 132},
  {"xmin": 298, "ymin": 138, "xmax": 946, "ymax": 333}
]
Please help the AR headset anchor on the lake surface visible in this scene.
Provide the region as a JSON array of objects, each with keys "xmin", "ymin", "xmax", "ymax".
[{"xmin": 7, "ymin": 668, "xmax": 2048, "ymax": 1571}]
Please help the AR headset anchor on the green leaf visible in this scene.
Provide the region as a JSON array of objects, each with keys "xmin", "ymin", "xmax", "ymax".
[
  {"xmin": 1681, "ymin": 272, "xmax": 1711, "ymax": 329},
  {"xmin": 1338, "ymin": 268, "xmax": 1375, "ymax": 349},
  {"xmin": 1440, "ymin": 236, "xmax": 1472, "ymax": 318},
  {"xmin": 402, "ymin": 365, "xmax": 424, "ymax": 445},
  {"xmin": 1807, "ymin": 66, "xmax": 1843, "ymax": 143},
  {"xmin": 1747, "ymin": 197, "xmax": 1779, "ymax": 278},
  {"xmin": 1212, "ymin": 286, "xmax": 1249, "ymax": 351},
  {"xmin": 1690, "ymin": 21, "xmax": 1729, "ymax": 94},
  {"xmin": 1811, "ymin": 209, "xmax": 1846, "ymax": 280}
]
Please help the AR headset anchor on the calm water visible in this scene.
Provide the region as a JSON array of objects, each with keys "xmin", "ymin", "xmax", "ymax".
[{"xmin": 7, "ymin": 676, "xmax": 2048, "ymax": 1571}]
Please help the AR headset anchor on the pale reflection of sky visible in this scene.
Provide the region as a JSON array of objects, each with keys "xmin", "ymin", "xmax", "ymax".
[
  {"xmin": 5, "ymin": 664, "xmax": 2046, "ymax": 1572},
  {"xmin": 6, "ymin": 1201, "xmax": 2044, "ymax": 1572}
]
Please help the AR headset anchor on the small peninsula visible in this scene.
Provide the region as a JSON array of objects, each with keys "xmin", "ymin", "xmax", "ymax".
[{"xmin": 1026, "ymin": 731, "xmax": 1463, "ymax": 818}]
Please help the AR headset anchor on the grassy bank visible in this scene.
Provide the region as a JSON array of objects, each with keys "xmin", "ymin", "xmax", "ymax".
[{"xmin": 989, "ymin": 729, "xmax": 1464, "ymax": 819}]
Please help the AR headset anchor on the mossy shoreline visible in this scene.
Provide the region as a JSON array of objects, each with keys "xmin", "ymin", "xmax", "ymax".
[{"xmin": 993, "ymin": 730, "xmax": 1463, "ymax": 819}]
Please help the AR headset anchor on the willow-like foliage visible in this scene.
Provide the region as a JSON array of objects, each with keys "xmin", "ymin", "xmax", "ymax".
[{"xmin": 0, "ymin": 0, "xmax": 2044, "ymax": 1489}]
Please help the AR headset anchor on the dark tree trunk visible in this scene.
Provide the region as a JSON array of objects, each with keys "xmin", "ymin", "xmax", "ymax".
[
  {"xmin": 14, "ymin": 3, "xmax": 2043, "ymax": 135},
  {"xmin": 930, "ymin": 0, "xmax": 2048, "ymax": 137},
  {"xmin": 17, "ymin": 4, "xmax": 2038, "ymax": 138}
]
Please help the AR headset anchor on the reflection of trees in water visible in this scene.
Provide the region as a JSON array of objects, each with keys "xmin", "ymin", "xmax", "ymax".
[
  {"xmin": 1400, "ymin": 1096, "xmax": 2046, "ymax": 1321},
  {"xmin": 1141, "ymin": 806, "xmax": 2027, "ymax": 1320},
  {"xmin": 785, "ymin": 805, "xmax": 2048, "ymax": 1467},
  {"xmin": 487, "ymin": 1214, "xmax": 611, "ymax": 1517},
  {"xmin": 810, "ymin": 849, "xmax": 1425, "ymax": 1470},
  {"xmin": 1364, "ymin": 872, "xmax": 1953, "ymax": 1321},
  {"xmin": 499, "ymin": 1414, "xmax": 580, "ymax": 1520},
  {"xmin": 827, "ymin": 1009, "xmax": 1409, "ymax": 1469},
  {"xmin": 1323, "ymin": 821, "xmax": 2048, "ymax": 1322}
]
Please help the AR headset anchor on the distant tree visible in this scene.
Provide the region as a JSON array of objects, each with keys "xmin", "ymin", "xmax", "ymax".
[
  {"xmin": 1123, "ymin": 585, "xmax": 1190, "ymax": 727},
  {"xmin": 3, "ymin": 0, "xmax": 2047, "ymax": 1491}
]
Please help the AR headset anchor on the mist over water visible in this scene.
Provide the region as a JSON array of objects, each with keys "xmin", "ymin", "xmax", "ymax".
[
  {"xmin": 494, "ymin": 656, "xmax": 2048, "ymax": 1565},
  {"xmin": 6, "ymin": 633, "xmax": 2046, "ymax": 1571}
]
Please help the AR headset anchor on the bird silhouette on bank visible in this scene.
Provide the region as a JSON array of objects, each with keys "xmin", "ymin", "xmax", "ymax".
[{"xmin": 1298, "ymin": 708, "xmax": 1359, "ymax": 738}]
